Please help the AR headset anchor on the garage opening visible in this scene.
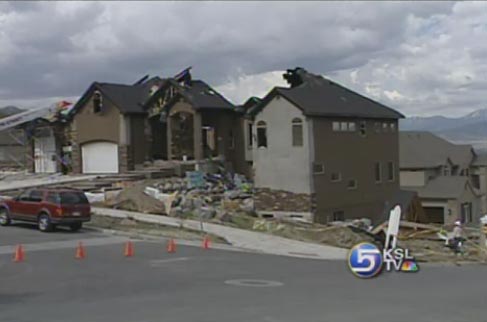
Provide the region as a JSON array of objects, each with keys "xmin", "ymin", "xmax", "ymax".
[
  {"xmin": 423, "ymin": 206, "xmax": 445, "ymax": 224},
  {"xmin": 81, "ymin": 141, "xmax": 119, "ymax": 174}
]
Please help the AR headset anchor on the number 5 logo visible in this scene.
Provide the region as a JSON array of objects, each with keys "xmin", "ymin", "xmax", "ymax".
[{"xmin": 348, "ymin": 243, "xmax": 383, "ymax": 278}]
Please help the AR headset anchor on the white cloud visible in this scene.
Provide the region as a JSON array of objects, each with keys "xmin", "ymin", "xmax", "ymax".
[{"xmin": 0, "ymin": 1, "xmax": 486, "ymax": 119}]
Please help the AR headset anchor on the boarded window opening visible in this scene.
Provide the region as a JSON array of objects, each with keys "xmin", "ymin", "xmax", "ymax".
[{"xmin": 292, "ymin": 118, "xmax": 303, "ymax": 147}]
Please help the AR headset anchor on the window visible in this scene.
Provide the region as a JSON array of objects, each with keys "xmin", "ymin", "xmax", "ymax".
[
  {"xmin": 348, "ymin": 122, "xmax": 356, "ymax": 131},
  {"xmin": 93, "ymin": 90, "xmax": 103, "ymax": 113},
  {"xmin": 229, "ymin": 129, "xmax": 235, "ymax": 149},
  {"xmin": 247, "ymin": 122, "xmax": 253, "ymax": 149},
  {"xmin": 332, "ymin": 122, "xmax": 340, "ymax": 131},
  {"xmin": 359, "ymin": 121, "xmax": 366, "ymax": 137},
  {"xmin": 46, "ymin": 193, "xmax": 61, "ymax": 204},
  {"xmin": 443, "ymin": 166, "xmax": 451, "ymax": 176},
  {"xmin": 387, "ymin": 162, "xmax": 395, "ymax": 181},
  {"xmin": 17, "ymin": 190, "xmax": 32, "ymax": 202},
  {"xmin": 390, "ymin": 123, "xmax": 396, "ymax": 132},
  {"xmin": 347, "ymin": 179, "xmax": 357, "ymax": 189},
  {"xmin": 374, "ymin": 122, "xmax": 381, "ymax": 133},
  {"xmin": 30, "ymin": 190, "xmax": 44, "ymax": 202},
  {"xmin": 313, "ymin": 163, "xmax": 325, "ymax": 174},
  {"xmin": 332, "ymin": 211, "xmax": 345, "ymax": 221},
  {"xmin": 340, "ymin": 122, "xmax": 348, "ymax": 131},
  {"xmin": 331, "ymin": 172, "xmax": 341, "ymax": 182},
  {"xmin": 256, "ymin": 121, "xmax": 267, "ymax": 148},
  {"xmin": 382, "ymin": 123, "xmax": 388, "ymax": 132},
  {"xmin": 461, "ymin": 203, "xmax": 472, "ymax": 223},
  {"xmin": 375, "ymin": 162, "xmax": 382, "ymax": 183},
  {"xmin": 292, "ymin": 118, "xmax": 303, "ymax": 147},
  {"xmin": 60, "ymin": 192, "xmax": 89, "ymax": 205}
]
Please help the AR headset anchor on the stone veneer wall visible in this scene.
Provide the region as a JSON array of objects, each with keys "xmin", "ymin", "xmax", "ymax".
[
  {"xmin": 119, "ymin": 144, "xmax": 133, "ymax": 172},
  {"xmin": 254, "ymin": 188, "xmax": 316, "ymax": 213}
]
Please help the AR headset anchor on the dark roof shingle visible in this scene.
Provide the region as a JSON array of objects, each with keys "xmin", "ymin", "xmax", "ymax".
[{"xmin": 251, "ymin": 68, "xmax": 404, "ymax": 119}]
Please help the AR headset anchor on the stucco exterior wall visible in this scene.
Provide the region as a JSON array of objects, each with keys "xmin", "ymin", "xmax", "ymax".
[{"xmin": 252, "ymin": 95, "xmax": 311, "ymax": 194}]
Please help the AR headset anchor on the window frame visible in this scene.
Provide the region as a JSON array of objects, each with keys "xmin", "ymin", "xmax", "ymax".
[
  {"xmin": 256, "ymin": 120, "xmax": 268, "ymax": 148},
  {"xmin": 375, "ymin": 162, "xmax": 382, "ymax": 183},
  {"xmin": 292, "ymin": 118, "xmax": 304, "ymax": 147},
  {"xmin": 331, "ymin": 172, "xmax": 342, "ymax": 182},
  {"xmin": 313, "ymin": 163, "xmax": 325, "ymax": 175},
  {"xmin": 93, "ymin": 90, "xmax": 103, "ymax": 114},
  {"xmin": 347, "ymin": 179, "xmax": 358, "ymax": 190},
  {"xmin": 387, "ymin": 161, "xmax": 395, "ymax": 181}
]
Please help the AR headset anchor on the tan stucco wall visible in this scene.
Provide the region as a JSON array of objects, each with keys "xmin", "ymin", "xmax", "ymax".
[{"xmin": 73, "ymin": 96, "xmax": 121, "ymax": 145}]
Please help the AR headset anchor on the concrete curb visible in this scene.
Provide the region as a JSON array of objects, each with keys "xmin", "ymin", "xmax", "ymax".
[{"xmin": 92, "ymin": 207, "xmax": 348, "ymax": 260}]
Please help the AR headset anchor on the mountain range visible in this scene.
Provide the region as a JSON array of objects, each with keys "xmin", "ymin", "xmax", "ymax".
[
  {"xmin": 400, "ymin": 108, "xmax": 487, "ymax": 152},
  {"xmin": 0, "ymin": 106, "xmax": 24, "ymax": 118}
]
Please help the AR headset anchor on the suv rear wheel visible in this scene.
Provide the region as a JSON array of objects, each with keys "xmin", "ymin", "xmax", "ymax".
[
  {"xmin": 38, "ymin": 213, "xmax": 54, "ymax": 232},
  {"xmin": 0, "ymin": 208, "xmax": 11, "ymax": 226}
]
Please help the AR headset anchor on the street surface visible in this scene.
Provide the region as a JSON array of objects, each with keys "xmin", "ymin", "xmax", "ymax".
[{"xmin": 1, "ymin": 223, "xmax": 485, "ymax": 322}]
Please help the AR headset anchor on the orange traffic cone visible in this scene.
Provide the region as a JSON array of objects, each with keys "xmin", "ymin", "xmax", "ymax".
[
  {"xmin": 124, "ymin": 241, "xmax": 134, "ymax": 257},
  {"xmin": 75, "ymin": 242, "xmax": 86, "ymax": 259},
  {"xmin": 13, "ymin": 245, "xmax": 24, "ymax": 263},
  {"xmin": 167, "ymin": 239, "xmax": 176, "ymax": 253},
  {"xmin": 202, "ymin": 235, "xmax": 211, "ymax": 250}
]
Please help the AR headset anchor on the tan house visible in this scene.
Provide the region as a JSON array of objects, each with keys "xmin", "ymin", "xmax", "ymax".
[
  {"xmin": 65, "ymin": 77, "xmax": 164, "ymax": 173},
  {"xmin": 248, "ymin": 67, "xmax": 405, "ymax": 224},
  {"xmin": 400, "ymin": 131, "xmax": 483, "ymax": 224}
]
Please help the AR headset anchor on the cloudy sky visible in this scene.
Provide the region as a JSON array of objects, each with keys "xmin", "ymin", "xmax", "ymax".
[{"xmin": 0, "ymin": 1, "xmax": 486, "ymax": 117}]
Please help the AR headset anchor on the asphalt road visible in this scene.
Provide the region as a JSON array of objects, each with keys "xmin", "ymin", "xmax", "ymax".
[{"xmin": 0, "ymin": 223, "xmax": 486, "ymax": 322}]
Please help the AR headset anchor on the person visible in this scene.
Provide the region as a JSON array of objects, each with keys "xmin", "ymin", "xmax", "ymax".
[{"xmin": 450, "ymin": 220, "xmax": 465, "ymax": 253}]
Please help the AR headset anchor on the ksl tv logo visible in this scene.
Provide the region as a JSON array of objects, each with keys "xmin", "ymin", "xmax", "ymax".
[{"xmin": 347, "ymin": 242, "xmax": 419, "ymax": 278}]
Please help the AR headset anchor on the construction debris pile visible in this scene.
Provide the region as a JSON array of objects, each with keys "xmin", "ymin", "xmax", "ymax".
[{"xmin": 91, "ymin": 168, "xmax": 487, "ymax": 264}]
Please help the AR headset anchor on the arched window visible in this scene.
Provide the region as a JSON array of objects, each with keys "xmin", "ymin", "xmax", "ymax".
[
  {"xmin": 292, "ymin": 118, "xmax": 303, "ymax": 147},
  {"xmin": 256, "ymin": 120, "xmax": 267, "ymax": 148}
]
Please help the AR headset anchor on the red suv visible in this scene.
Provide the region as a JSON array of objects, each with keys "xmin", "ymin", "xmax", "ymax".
[{"xmin": 0, "ymin": 188, "xmax": 91, "ymax": 232}]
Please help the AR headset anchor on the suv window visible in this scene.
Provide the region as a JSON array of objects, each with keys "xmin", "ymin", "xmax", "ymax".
[
  {"xmin": 18, "ymin": 190, "xmax": 32, "ymax": 201},
  {"xmin": 30, "ymin": 190, "xmax": 44, "ymax": 202},
  {"xmin": 60, "ymin": 192, "xmax": 89, "ymax": 205},
  {"xmin": 46, "ymin": 192, "xmax": 61, "ymax": 204}
]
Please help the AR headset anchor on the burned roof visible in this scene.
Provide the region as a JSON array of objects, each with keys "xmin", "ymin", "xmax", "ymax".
[
  {"xmin": 250, "ymin": 67, "xmax": 404, "ymax": 119},
  {"xmin": 182, "ymin": 80, "xmax": 234, "ymax": 110},
  {"xmin": 400, "ymin": 131, "xmax": 475, "ymax": 169}
]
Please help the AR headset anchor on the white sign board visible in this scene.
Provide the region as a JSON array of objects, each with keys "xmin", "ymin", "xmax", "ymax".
[{"xmin": 385, "ymin": 205, "xmax": 401, "ymax": 249}]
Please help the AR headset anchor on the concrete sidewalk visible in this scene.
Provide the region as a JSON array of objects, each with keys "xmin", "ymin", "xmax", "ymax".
[
  {"xmin": 0, "ymin": 174, "xmax": 98, "ymax": 192},
  {"xmin": 92, "ymin": 207, "xmax": 348, "ymax": 260}
]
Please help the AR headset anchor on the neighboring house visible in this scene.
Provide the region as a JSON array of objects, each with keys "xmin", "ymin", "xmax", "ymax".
[
  {"xmin": 248, "ymin": 67, "xmax": 404, "ymax": 224},
  {"xmin": 144, "ymin": 69, "xmax": 248, "ymax": 175},
  {"xmin": 0, "ymin": 106, "xmax": 26, "ymax": 170},
  {"xmin": 0, "ymin": 128, "xmax": 26, "ymax": 169},
  {"xmin": 65, "ymin": 77, "xmax": 164, "ymax": 174},
  {"xmin": 399, "ymin": 131, "xmax": 483, "ymax": 224}
]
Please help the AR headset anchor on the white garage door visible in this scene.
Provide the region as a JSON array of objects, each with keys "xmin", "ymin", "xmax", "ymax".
[{"xmin": 82, "ymin": 142, "xmax": 119, "ymax": 174}]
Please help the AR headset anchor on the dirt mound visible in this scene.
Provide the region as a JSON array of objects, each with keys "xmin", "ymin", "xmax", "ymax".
[{"xmin": 107, "ymin": 181, "xmax": 166, "ymax": 215}]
